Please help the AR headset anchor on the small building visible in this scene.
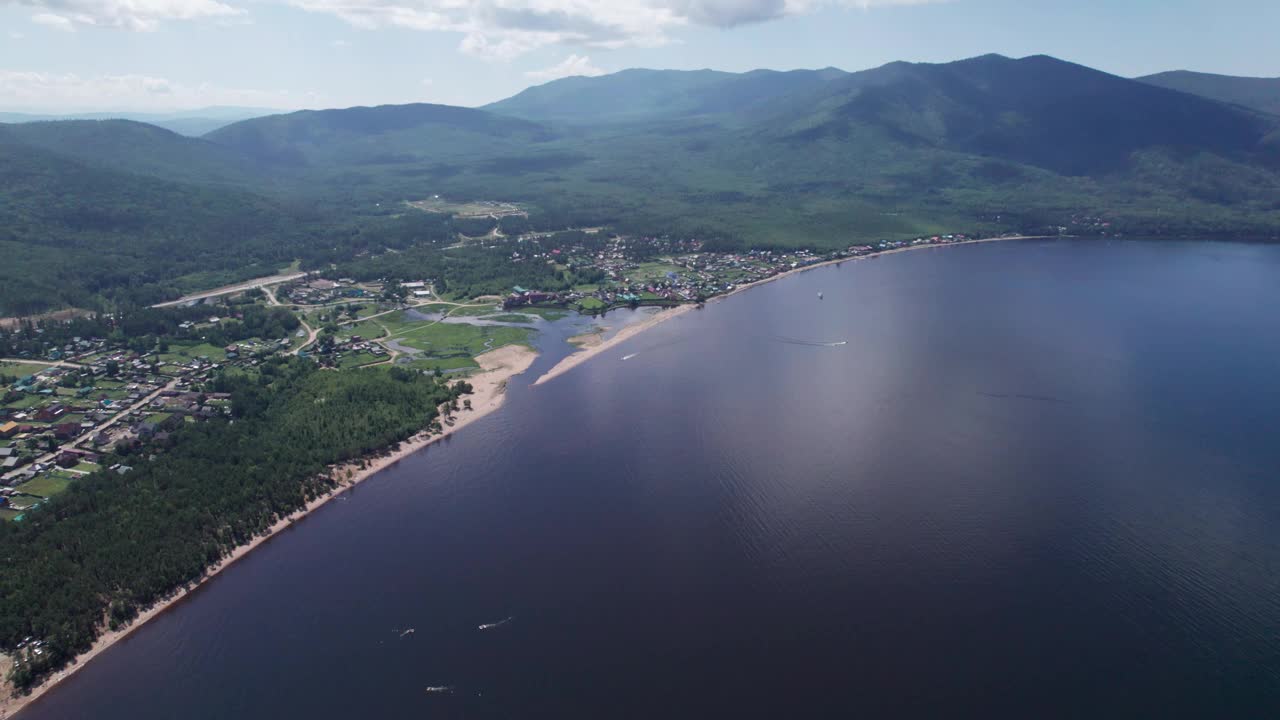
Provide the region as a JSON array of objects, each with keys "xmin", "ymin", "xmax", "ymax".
[
  {"xmin": 34, "ymin": 405, "xmax": 66, "ymax": 423},
  {"xmin": 56, "ymin": 451, "xmax": 80, "ymax": 468},
  {"xmin": 53, "ymin": 423, "xmax": 82, "ymax": 441},
  {"xmin": 0, "ymin": 421, "xmax": 18, "ymax": 439}
]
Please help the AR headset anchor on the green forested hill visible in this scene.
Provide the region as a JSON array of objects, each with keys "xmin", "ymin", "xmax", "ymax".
[
  {"xmin": 0, "ymin": 137, "xmax": 305, "ymax": 314},
  {"xmin": 0, "ymin": 120, "xmax": 268, "ymax": 188},
  {"xmin": 0, "ymin": 107, "xmax": 273, "ymax": 136},
  {"xmin": 205, "ymin": 103, "xmax": 557, "ymax": 168},
  {"xmin": 482, "ymin": 67, "xmax": 846, "ymax": 126}
]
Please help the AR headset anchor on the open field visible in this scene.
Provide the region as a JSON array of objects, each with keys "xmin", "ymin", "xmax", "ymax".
[
  {"xmin": 445, "ymin": 304, "xmax": 502, "ymax": 318},
  {"xmin": 518, "ymin": 308, "xmax": 570, "ymax": 321},
  {"xmin": 15, "ymin": 474, "xmax": 73, "ymax": 499},
  {"xmin": 4, "ymin": 495, "xmax": 42, "ymax": 512},
  {"xmin": 0, "ymin": 362, "xmax": 52, "ymax": 379},
  {"xmin": 376, "ymin": 312, "xmax": 534, "ymax": 372},
  {"xmin": 337, "ymin": 350, "xmax": 385, "ymax": 369},
  {"xmin": 406, "ymin": 198, "xmax": 526, "ymax": 218},
  {"xmin": 157, "ymin": 342, "xmax": 229, "ymax": 364},
  {"xmin": 335, "ymin": 321, "xmax": 387, "ymax": 342}
]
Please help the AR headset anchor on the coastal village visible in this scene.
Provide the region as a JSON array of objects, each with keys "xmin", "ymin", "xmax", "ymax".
[
  {"xmin": 501, "ymin": 231, "xmax": 975, "ymax": 311},
  {"xmin": 1, "ymin": 228, "xmax": 993, "ymax": 523}
]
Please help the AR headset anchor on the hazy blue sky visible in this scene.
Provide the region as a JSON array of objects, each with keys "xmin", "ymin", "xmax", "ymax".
[{"xmin": 2, "ymin": 0, "xmax": 1277, "ymax": 112}]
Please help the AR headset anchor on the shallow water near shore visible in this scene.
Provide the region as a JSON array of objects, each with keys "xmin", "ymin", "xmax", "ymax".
[{"xmin": 16, "ymin": 238, "xmax": 1280, "ymax": 719}]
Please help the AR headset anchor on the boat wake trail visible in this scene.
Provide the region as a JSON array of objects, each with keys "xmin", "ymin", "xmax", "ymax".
[
  {"xmin": 977, "ymin": 391, "xmax": 1065, "ymax": 404},
  {"xmin": 424, "ymin": 686, "xmax": 454, "ymax": 695},
  {"xmin": 478, "ymin": 616, "xmax": 513, "ymax": 631},
  {"xmin": 621, "ymin": 353, "xmax": 638, "ymax": 361},
  {"xmin": 770, "ymin": 335, "xmax": 848, "ymax": 348}
]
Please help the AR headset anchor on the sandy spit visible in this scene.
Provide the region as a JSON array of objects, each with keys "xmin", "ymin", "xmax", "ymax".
[{"xmin": 531, "ymin": 235, "xmax": 1055, "ymax": 386}]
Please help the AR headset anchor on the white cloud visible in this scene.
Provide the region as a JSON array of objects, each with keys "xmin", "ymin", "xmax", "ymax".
[
  {"xmin": 420, "ymin": 77, "xmax": 433, "ymax": 86},
  {"xmin": 288, "ymin": 0, "xmax": 936, "ymax": 59},
  {"xmin": 0, "ymin": 69, "xmax": 317, "ymax": 111},
  {"xmin": 31, "ymin": 11, "xmax": 75, "ymax": 29},
  {"xmin": 525, "ymin": 54, "xmax": 604, "ymax": 82},
  {"xmin": 331, "ymin": 38, "xmax": 350, "ymax": 47},
  {"xmin": 8, "ymin": 30, "xmax": 26, "ymax": 38},
  {"xmin": 8, "ymin": 0, "xmax": 245, "ymax": 31}
]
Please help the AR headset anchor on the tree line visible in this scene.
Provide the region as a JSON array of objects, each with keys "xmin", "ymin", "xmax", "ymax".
[{"xmin": 0, "ymin": 358, "xmax": 462, "ymax": 691}]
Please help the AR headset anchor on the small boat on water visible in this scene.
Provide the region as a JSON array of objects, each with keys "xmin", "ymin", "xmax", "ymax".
[{"xmin": 818, "ymin": 292, "xmax": 824, "ymax": 300}]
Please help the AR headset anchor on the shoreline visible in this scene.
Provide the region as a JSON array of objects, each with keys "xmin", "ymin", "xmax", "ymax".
[
  {"xmin": 1, "ymin": 234, "xmax": 1056, "ymax": 716},
  {"xmin": 532, "ymin": 235, "xmax": 1056, "ymax": 385},
  {"xmin": 0, "ymin": 344, "xmax": 538, "ymax": 720},
  {"xmin": 533, "ymin": 303, "xmax": 698, "ymax": 386}
]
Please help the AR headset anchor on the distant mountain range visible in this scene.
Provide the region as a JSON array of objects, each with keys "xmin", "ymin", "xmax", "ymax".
[
  {"xmin": 0, "ymin": 107, "xmax": 278, "ymax": 137},
  {"xmin": 2, "ymin": 54, "xmax": 1279, "ymax": 314}
]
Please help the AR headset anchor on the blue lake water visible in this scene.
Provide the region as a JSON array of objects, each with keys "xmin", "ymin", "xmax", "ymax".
[{"xmin": 17, "ymin": 238, "xmax": 1280, "ymax": 718}]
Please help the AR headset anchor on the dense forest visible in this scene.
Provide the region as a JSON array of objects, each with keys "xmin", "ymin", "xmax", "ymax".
[{"xmin": 0, "ymin": 359, "xmax": 462, "ymax": 690}]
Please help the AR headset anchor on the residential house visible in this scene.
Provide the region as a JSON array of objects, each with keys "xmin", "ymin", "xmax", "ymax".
[
  {"xmin": 34, "ymin": 404, "xmax": 66, "ymax": 423},
  {"xmin": 53, "ymin": 423, "xmax": 82, "ymax": 441}
]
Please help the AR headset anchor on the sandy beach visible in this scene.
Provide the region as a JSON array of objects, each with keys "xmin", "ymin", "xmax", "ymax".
[
  {"xmin": 533, "ymin": 303, "xmax": 698, "ymax": 386},
  {"xmin": 532, "ymin": 235, "xmax": 1055, "ymax": 386},
  {"xmin": 0, "ymin": 344, "xmax": 537, "ymax": 720}
]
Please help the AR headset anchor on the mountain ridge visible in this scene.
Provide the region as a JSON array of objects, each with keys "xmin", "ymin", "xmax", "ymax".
[
  {"xmin": 1138, "ymin": 70, "xmax": 1280, "ymax": 116},
  {"xmin": 3, "ymin": 53, "xmax": 1280, "ymax": 314}
]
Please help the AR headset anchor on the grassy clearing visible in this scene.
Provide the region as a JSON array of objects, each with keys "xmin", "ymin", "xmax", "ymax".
[
  {"xmin": 519, "ymin": 308, "xmax": 571, "ymax": 321},
  {"xmin": 0, "ymin": 362, "xmax": 52, "ymax": 379},
  {"xmin": 5, "ymin": 495, "xmax": 42, "ymax": 511},
  {"xmin": 389, "ymin": 318, "xmax": 531, "ymax": 355},
  {"xmin": 337, "ymin": 350, "xmax": 385, "ymax": 369},
  {"xmin": 406, "ymin": 198, "xmax": 523, "ymax": 217},
  {"xmin": 158, "ymin": 342, "xmax": 228, "ymax": 364},
  {"xmin": 576, "ymin": 297, "xmax": 607, "ymax": 311},
  {"xmin": 15, "ymin": 474, "xmax": 73, "ymax": 499},
  {"xmin": 447, "ymin": 304, "xmax": 501, "ymax": 318},
  {"xmin": 72, "ymin": 462, "xmax": 100, "ymax": 474},
  {"xmin": 2, "ymin": 393, "xmax": 46, "ymax": 410},
  {"xmin": 0, "ymin": 508, "xmax": 21, "ymax": 522},
  {"xmin": 630, "ymin": 262, "xmax": 683, "ymax": 284},
  {"xmin": 378, "ymin": 311, "xmax": 533, "ymax": 371},
  {"xmin": 335, "ymin": 321, "xmax": 387, "ymax": 342}
]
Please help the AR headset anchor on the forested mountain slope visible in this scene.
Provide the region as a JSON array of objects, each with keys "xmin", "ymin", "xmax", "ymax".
[
  {"xmin": 1139, "ymin": 70, "xmax": 1280, "ymax": 116},
  {"xmin": 4, "ymin": 55, "xmax": 1280, "ymax": 314}
]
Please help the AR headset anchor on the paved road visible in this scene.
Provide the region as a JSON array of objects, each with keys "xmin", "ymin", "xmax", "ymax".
[
  {"xmin": 0, "ymin": 358, "xmax": 86, "ymax": 370},
  {"xmin": 151, "ymin": 272, "xmax": 307, "ymax": 308},
  {"xmin": 3, "ymin": 378, "xmax": 178, "ymax": 483}
]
